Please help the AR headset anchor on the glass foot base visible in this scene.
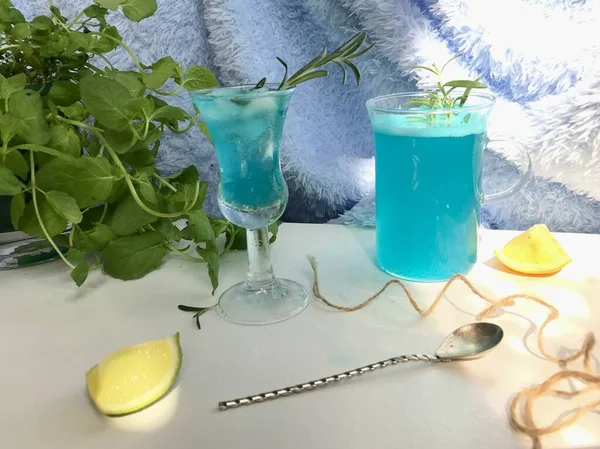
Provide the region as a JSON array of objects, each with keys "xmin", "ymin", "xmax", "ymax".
[{"xmin": 216, "ymin": 279, "xmax": 309, "ymax": 326}]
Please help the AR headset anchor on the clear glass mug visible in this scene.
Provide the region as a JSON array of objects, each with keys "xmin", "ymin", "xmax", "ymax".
[
  {"xmin": 366, "ymin": 92, "xmax": 531, "ymax": 282},
  {"xmin": 190, "ymin": 85, "xmax": 309, "ymax": 326}
]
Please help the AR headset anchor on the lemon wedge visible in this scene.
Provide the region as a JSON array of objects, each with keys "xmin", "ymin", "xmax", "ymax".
[
  {"xmin": 86, "ymin": 333, "xmax": 182, "ymax": 416},
  {"xmin": 494, "ymin": 224, "xmax": 571, "ymax": 275}
]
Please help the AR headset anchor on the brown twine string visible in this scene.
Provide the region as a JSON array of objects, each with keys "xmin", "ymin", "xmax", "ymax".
[{"xmin": 307, "ymin": 256, "xmax": 599, "ymax": 449}]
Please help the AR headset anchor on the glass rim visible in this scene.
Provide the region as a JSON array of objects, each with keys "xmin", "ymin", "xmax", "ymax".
[
  {"xmin": 365, "ymin": 91, "xmax": 496, "ymax": 115},
  {"xmin": 188, "ymin": 83, "xmax": 295, "ymax": 99}
]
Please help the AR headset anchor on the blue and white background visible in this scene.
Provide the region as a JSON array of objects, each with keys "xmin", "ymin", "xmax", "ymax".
[{"xmin": 16, "ymin": 0, "xmax": 600, "ymax": 232}]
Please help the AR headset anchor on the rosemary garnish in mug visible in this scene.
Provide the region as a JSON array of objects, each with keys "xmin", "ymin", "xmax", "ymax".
[
  {"xmin": 408, "ymin": 54, "xmax": 488, "ymax": 120},
  {"xmin": 254, "ymin": 32, "xmax": 373, "ymax": 91}
]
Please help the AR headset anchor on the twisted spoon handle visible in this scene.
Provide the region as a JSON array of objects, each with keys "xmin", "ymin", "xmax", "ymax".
[{"xmin": 218, "ymin": 353, "xmax": 446, "ymax": 411}]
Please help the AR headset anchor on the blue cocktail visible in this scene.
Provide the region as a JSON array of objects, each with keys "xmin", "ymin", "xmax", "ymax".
[
  {"xmin": 366, "ymin": 92, "xmax": 530, "ymax": 281},
  {"xmin": 190, "ymin": 85, "xmax": 308, "ymax": 325}
]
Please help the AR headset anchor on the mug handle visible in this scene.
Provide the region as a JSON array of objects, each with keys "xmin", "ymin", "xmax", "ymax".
[{"xmin": 483, "ymin": 139, "xmax": 532, "ymax": 203}]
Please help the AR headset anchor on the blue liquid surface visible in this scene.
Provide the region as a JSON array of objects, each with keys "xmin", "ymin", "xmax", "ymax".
[
  {"xmin": 372, "ymin": 114, "xmax": 487, "ymax": 281},
  {"xmin": 191, "ymin": 87, "xmax": 292, "ymax": 229}
]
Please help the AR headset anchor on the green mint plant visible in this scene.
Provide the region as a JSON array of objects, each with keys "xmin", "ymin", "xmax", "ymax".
[
  {"xmin": 254, "ymin": 32, "xmax": 373, "ymax": 90},
  {"xmin": 0, "ymin": 0, "xmax": 249, "ymax": 290},
  {"xmin": 409, "ymin": 54, "xmax": 488, "ymax": 118}
]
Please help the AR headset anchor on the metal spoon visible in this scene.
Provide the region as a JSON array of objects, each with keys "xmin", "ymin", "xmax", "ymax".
[{"xmin": 218, "ymin": 322, "xmax": 503, "ymax": 411}]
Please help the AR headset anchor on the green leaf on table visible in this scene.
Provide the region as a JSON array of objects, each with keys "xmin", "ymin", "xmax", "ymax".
[
  {"xmin": 2, "ymin": 150, "xmax": 29, "ymax": 179},
  {"xmin": 0, "ymin": 73, "xmax": 26, "ymax": 100},
  {"xmin": 154, "ymin": 218, "xmax": 181, "ymax": 242},
  {"xmin": 48, "ymin": 124, "xmax": 81, "ymax": 157},
  {"xmin": 0, "ymin": 165, "xmax": 22, "ymax": 195},
  {"xmin": 57, "ymin": 103, "xmax": 89, "ymax": 122},
  {"xmin": 93, "ymin": 0, "xmax": 120, "ymax": 13},
  {"xmin": 181, "ymin": 209, "xmax": 214, "ymax": 243},
  {"xmin": 71, "ymin": 262, "xmax": 90, "ymax": 287},
  {"xmin": 120, "ymin": 0, "xmax": 157, "ymax": 22},
  {"xmin": 10, "ymin": 192, "xmax": 25, "ymax": 230},
  {"xmin": 443, "ymin": 80, "xmax": 487, "ymax": 89},
  {"xmin": 110, "ymin": 194, "xmax": 157, "ymax": 236},
  {"xmin": 142, "ymin": 57, "xmax": 183, "ymax": 90},
  {"xmin": 102, "ymin": 231, "xmax": 168, "ymax": 280},
  {"xmin": 182, "ymin": 66, "xmax": 219, "ymax": 91},
  {"xmin": 36, "ymin": 156, "xmax": 114, "ymax": 209},
  {"xmin": 75, "ymin": 223, "xmax": 117, "ymax": 251},
  {"xmin": 197, "ymin": 246, "xmax": 219, "ymax": 293},
  {"xmin": 46, "ymin": 81, "xmax": 81, "ymax": 106},
  {"xmin": 0, "ymin": 113, "xmax": 19, "ymax": 146},
  {"xmin": 19, "ymin": 196, "xmax": 68, "ymax": 238},
  {"xmin": 46, "ymin": 191, "xmax": 83, "ymax": 224},
  {"xmin": 80, "ymin": 74, "xmax": 133, "ymax": 131},
  {"xmin": 108, "ymin": 71, "xmax": 146, "ymax": 97},
  {"xmin": 9, "ymin": 90, "xmax": 50, "ymax": 145}
]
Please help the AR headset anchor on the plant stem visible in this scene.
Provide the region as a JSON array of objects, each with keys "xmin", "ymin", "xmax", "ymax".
[
  {"xmin": 154, "ymin": 85, "xmax": 183, "ymax": 97},
  {"xmin": 89, "ymin": 32, "xmax": 144, "ymax": 72},
  {"xmin": 165, "ymin": 242, "xmax": 206, "ymax": 263},
  {"xmin": 29, "ymin": 151, "xmax": 75, "ymax": 270},
  {"xmin": 153, "ymin": 174, "xmax": 177, "ymax": 192},
  {"xmin": 67, "ymin": 11, "xmax": 85, "ymax": 29},
  {"xmin": 0, "ymin": 45, "xmax": 20, "ymax": 52},
  {"xmin": 99, "ymin": 202, "xmax": 108, "ymax": 223}
]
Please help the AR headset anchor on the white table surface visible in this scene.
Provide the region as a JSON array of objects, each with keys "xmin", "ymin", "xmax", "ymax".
[{"xmin": 1, "ymin": 224, "xmax": 599, "ymax": 449}]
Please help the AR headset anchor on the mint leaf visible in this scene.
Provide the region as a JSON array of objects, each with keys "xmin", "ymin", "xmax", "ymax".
[
  {"xmin": 197, "ymin": 246, "xmax": 219, "ymax": 293},
  {"xmin": 48, "ymin": 124, "xmax": 81, "ymax": 157},
  {"xmin": 268, "ymin": 221, "xmax": 280, "ymax": 244},
  {"xmin": 151, "ymin": 105, "xmax": 190, "ymax": 125},
  {"xmin": 108, "ymin": 71, "xmax": 145, "ymax": 97},
  {"xmin": 83, "ymin": 5, "xmax": 109, "ymax": 24},
  {"xmin": 0, "ymin": 165, "xmax": 22, "ymax": 195},
  {"xmin": 10, "ymin": 192, "xmax": 25, "ymax": 229},
  {"xmin": 36, "ymin": 156, "xmax": 114, "ymax": 209},
  {"xmin": 57, "ymin": 104, "xmax": 89, "ymax": 122},
  {"xmin": 102, "ymin": 231, "xmax": 167, "ymax": 280},
  {"xmin": 80, "ymin": 73, "xmax": 133, "ymax": 130},
  {"xmin": 0, "ymin": 113, "xmax": 19, "ymax": 146},
  {"xmin": 93, "ymin": 0, "xmax": 120, "ymax": 12},
  {"xmin": 19, "ymin": 197, "xmax": 68, "ymax": 238},
  {"xmin": 67, "ymin": 247, "xmax": 86, "ymax": 262},
  {"xmin": 0, "ymin": 73, "xmax": 26, "ymax": 100},
  {"xmin": 64, "ymin": 32, "xmax": 94, "ymax": 55},
  {"xmin": 120, "ymin": 0, "xmax": 157, "ymax": 21},
  {"xmin": 110, "ymin": 195, "xmax": 157, "ymax": 236},
  {"xmin": 2, "ymin": 150, "xmax": 29, "ymax": 179},
  {"xmin": 46, "ymin": 190, "xmax": 83, "ymax": 224},
  {"xmin": 85, "ymin": 223, "xmax": 118, "ymax": 251},
  {"xmin": 182, "ymin": 66, "xmax": 219, "ymax": 90},
  {"xmin": 142, "ymin": 57, "xmax": 182, "ymax": 90},
  {"xmin": 9, "ymin": 90, "xmax": 50, "ymax": 145},
  {"xmin": 197, "ymin": 121, "xmax": 213, "ymax": 146},
  {"xmin": 182, "ymin": 209, "xmax": 214, "ymax": 243},
  {"xmin": 154, "ymin": 218, "xmax": 181, "ymax": 242},
  {"xmin": 101, "ymin": 126, "xmax": 136, "ymax": 154},
  {"xmin": 93, "ymin": 26, "xmax": 122, "ymax": 53},
  {"xmin": 46, "ymin": 81, "xmax": 80, "ymax": 106},
  {"xmin": 125, "ymin": 97, "xmax": 154, "ymax": 118},
  {"xmin": 10, "ymin": 22, "xmax": 30, "ymax": 40},
  {"xmin": 71, "ymin": 262, "xmax": 90, "ymax": 287}
]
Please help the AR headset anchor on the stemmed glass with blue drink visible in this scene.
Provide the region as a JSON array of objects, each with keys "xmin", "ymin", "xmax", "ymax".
[
  {"xmin": 190, "ymin": 85, "xmax": 306, "ymax": 325},
  {"xmin": 366, "ymin": 91, "xmax": 531, "ymax": 281},
  {"xmin": 190, "ymin": 32, "xmax": 373, "ymax": 325}
]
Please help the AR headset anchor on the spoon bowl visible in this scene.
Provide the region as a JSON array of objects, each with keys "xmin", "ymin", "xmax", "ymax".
[{"xmin": 435, "ymin": 322, "xmax": 504, "ymax": 360}]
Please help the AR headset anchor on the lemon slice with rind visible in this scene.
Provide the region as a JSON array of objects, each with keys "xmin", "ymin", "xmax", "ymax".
[
  {"xmin": 493, "ymin": 224, "xmax": 571, "ymax": 275},
  {"xmin": 86, "ymin": 333, "xmax": 182, "ymax": 416}
]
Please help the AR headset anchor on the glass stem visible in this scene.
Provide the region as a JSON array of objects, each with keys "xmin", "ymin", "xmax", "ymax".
[{"xmin": 245, "ymin": 228, "xmax": 276, "ymax": 290}]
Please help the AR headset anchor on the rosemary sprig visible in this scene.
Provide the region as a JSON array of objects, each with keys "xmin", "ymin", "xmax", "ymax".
[
  {"xmin": 410, "ymin": 54, "xmax": 487, "ymax": 111},
  {"xmin": 254, "ymin": 32, "xmax": 373, "ymax": 90},
  {"xmin": 178, "ymin": 304, "xmax": 215, "ymax": 329}
]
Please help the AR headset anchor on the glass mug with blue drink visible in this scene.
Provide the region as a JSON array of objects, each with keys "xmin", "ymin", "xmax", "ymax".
[{"xmin": 366, "ymin": 92, "xmax": 531, "ymax": 281}]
